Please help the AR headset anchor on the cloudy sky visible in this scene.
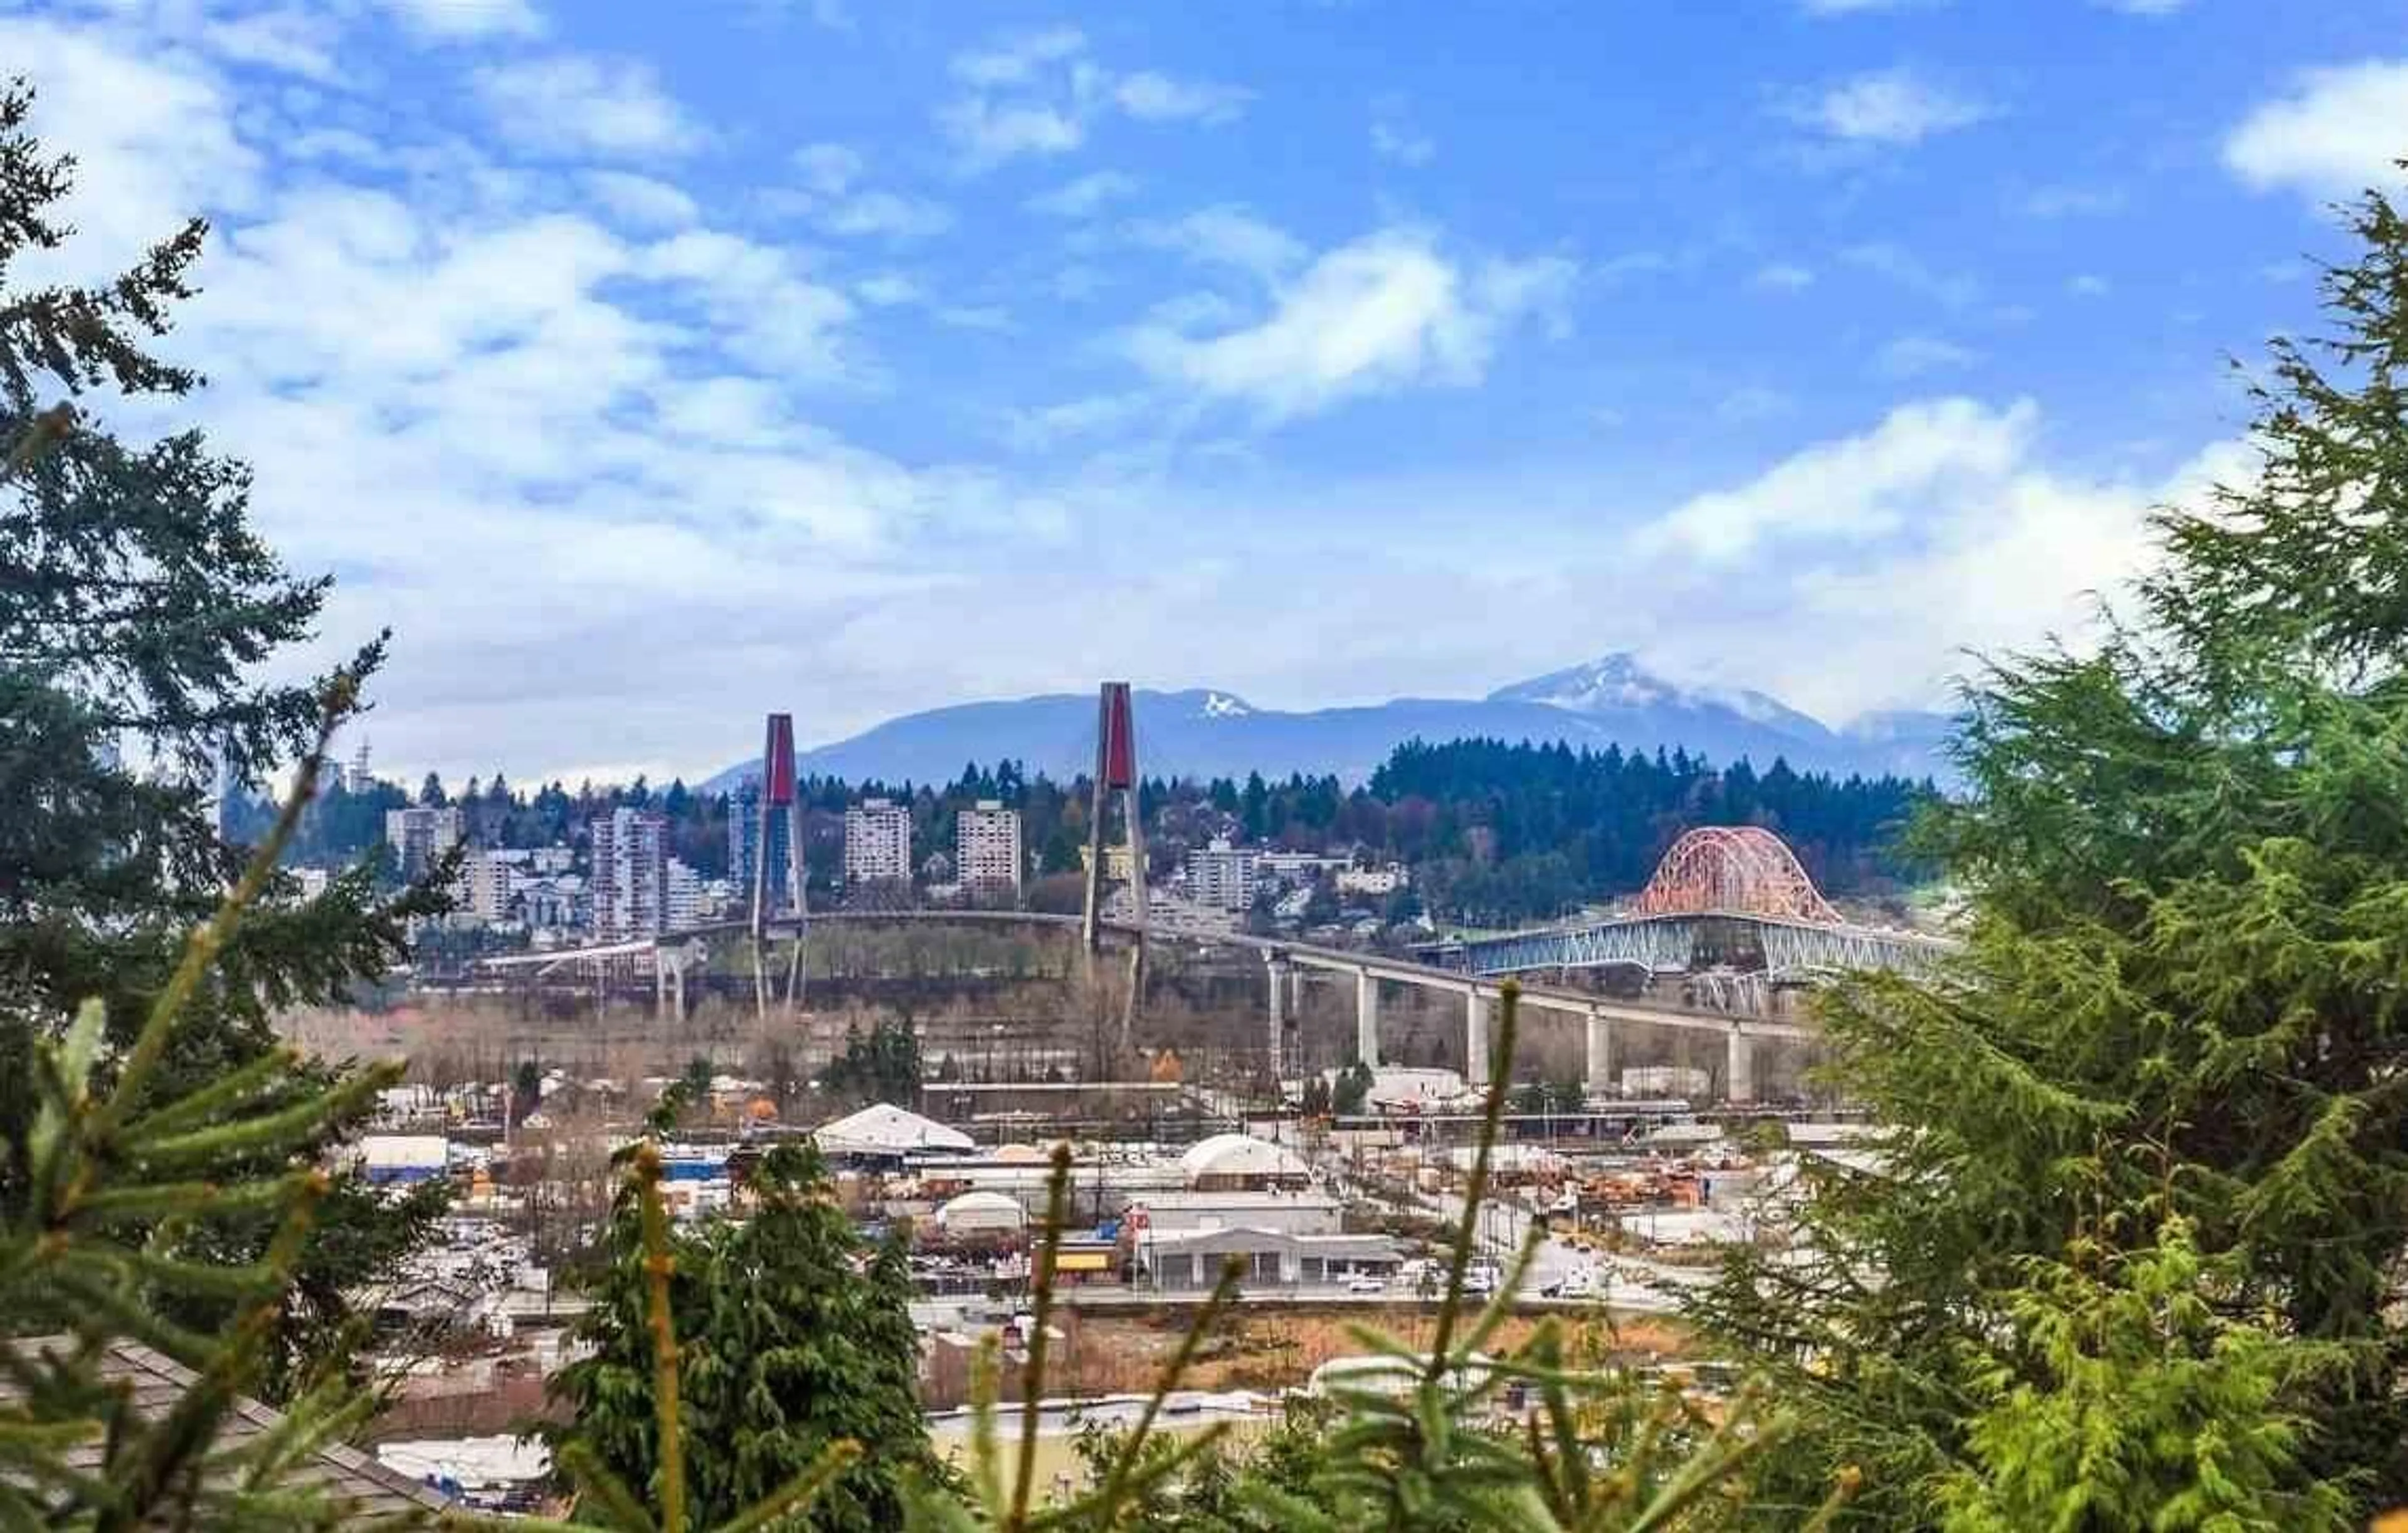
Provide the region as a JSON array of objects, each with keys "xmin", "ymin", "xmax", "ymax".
[{"xmin": 8, "ymin": 0, "xmax": 2400, "ymax": 782}]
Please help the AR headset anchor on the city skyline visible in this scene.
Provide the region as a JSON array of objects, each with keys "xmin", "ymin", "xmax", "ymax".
[{"xmin": 8, "ymin": 1, "xmax": 2402, "ymax": 781}]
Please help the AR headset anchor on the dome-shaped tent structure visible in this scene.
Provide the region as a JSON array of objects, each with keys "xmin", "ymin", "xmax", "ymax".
[
  {"xmin": 936, "ymin": 1190, "xmax": 1027, "ymax": 1234},
  {"xmin": 1178, "ymin": 1134, "xmax": 1311, "ymax": 1190}
]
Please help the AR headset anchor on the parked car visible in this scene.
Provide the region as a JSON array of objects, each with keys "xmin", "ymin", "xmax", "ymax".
[{"xmin": 1344, "ymin": 1274, "xmax": 1386, "ymax": 1294}]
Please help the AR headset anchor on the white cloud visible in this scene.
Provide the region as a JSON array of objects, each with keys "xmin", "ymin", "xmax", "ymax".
[
  {"xmin": 583, "ymin": 171, "xmax": 700, "ymax": 229},
  {"xmin": 1126, "ymin": 229, "xmax": 1575, "ymax": 421},
  {"xmin": 941, "ymin": 28, "xmax": 1248, "ymax": 171},
  {"xmin": 0, "ymin": 16, "xmax": 263, "ymax": 278},
  {"xmin": 1755, "ymin": 433, "xmax": 2250, "ymax": 719},
  {"xmin": 855, "ymin": 273, "xmax": 921, "ymax": 306},
  {"xmin": 2090, "ymin": 0, "xmax": 2189, "ymax": 13},
  {"xmin": 473, "ymin": 55, "xmax": 704, "ymax": 158},
  {"xmin": 951, "ymin": 26, "xmax": 1088, "ymax": 88},
  {"xmin": 1004, "ymin": 392, "xmax": 1155, "ymax": 451},
  {"xmin": 820, "ymin": 191, "xmax": 953, "ymax": 240},
  {"xmin": 199, "ymin": 7, "xmax": 347, "ymax": 80},
  {"xmin": 2226, "ymin": 60, "xmax": 2408, "ymax": 201},
  {"xmin": 1791, "ymin": 68, "xmax": 1988, "ymax": 145},
  {"xmin": 1371, "ymin": 119, "xmax": 1436, "ymax": 166},
  {"xmin": 937, "ymin": 97, "xmax": 1084, "ymax": 167},
  {"xmin": 2068, "ymin": 273, "xmax": 2111, "ymax": 297},
  {"xmin": 1648, "ymin": 397, "xmax": 2034, "ymax": 560},
  {"xmin": 1876, "ymin": 334, "xmax": 1978, "ymax": 377},
  {"xmin": 1112, "ymin": 71, "xmax": 1250, "ymax": 124},
  {"xmin": 1027, "ymin": 170, "xmax": 1139, "ymax": 218},
  {"xmin": 374, "ymin": 0, "xmax": 544, "ymax": 39},
  {"xmin": 1751, "ymin": 261, "xmax": 1815, "ymax": 292},
  {"xmin": 1136, "ymin": 205, "xmax": 1309, "ymax": 277}
]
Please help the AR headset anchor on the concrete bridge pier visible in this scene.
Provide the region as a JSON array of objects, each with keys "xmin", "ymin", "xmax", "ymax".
[
  {"xmin": 1464, "ymin": 990, "xmax": 1489, "ymax": 1087},
  {"xmin": 655, "ymin": 946, "xmax": 690, "ymax": 1025},
  {"xmin": 1265, "ymin": 953, "xmax": 1291, "ymax": 1078},
  {"xmin": 1585, "ymin": 1010, "xmax": 1614, "ymax": 1098},
  {"xmin": 1356, "ymin": 969, "xmax": 1381, "ymax": 1068},
  {"xmin": 1726, "ymin": 1029, "xmax": 1756, "ymax": 1104}
]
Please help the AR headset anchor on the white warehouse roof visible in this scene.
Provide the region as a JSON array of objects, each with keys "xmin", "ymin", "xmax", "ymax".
[
  {"xmin": 1179, "ymin": 1134, "xmax": 1310, "ymax": 1185},
  {"xmin": 815, "ymin": 1103, "xmax": 974, "ymax": 1156}
]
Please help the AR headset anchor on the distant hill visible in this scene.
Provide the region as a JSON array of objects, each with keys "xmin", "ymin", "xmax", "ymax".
[{"xmin": 702, "ymin": 654, "xmax": 1953, "ymax": 792}]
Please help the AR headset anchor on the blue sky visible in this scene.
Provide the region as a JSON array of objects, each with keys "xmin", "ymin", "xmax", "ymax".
[{"xmin": 8, "ymin": 0, "xmax": 2402, "ymax": 781}]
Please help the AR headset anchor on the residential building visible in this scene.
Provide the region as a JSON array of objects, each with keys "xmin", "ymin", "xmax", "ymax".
[
  {"xmin": 843, "ymin": 796, "xmax": 912, "ymax": 887},
  {"xmin": 957, "ymin": 800, "xmax": 1022, "ymax": 893},
  {"xmin": 1186, "ymin": 838, "xmax": 1260, "ymax": 912},
  {"xmin": 384, "ymin": 805, "xmax": 463, "ymax": 882},
  {"xmin": 528, "ymin": 844, "xmax": 573, "ymax": 875},
  {"xmin": 1257, "ymin": 850, "xmax": 1348, "ymax": 886},
  {"xmin": 727, "ymin": 778, "xmax": 796, "ymax": 915},
  {"xmin": 589, "ymin": 808, "xmax": 668, "ymax": 939},
  {"xmin": 462, "ymin": 848, "xmax": 517, "ymax": 925},
  {"xmin": 1338, "ymin": 863, "xmax": 1409, "ymax": 897},
  {"xmin": 665, "ymin": 857, "xmax": 704, "ymax": 929}
]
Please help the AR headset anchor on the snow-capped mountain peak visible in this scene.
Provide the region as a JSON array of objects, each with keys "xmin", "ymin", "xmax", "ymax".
[
  {"xmin": 1485, "ymin": 653, "xmax": 1676, "ymax": 712},
  {"xmin": 1198, "ymin": 691, "xmax": 1253, "ymax": 719},
  {"xmin": 1486, "ymin": 655, "xmax": 1838, "ymax": 746}
]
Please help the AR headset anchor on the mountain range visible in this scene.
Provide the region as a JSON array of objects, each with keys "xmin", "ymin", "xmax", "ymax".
[{"xmin": 701, "ymin": 655, "xmax": 1953, "ymax": 793}]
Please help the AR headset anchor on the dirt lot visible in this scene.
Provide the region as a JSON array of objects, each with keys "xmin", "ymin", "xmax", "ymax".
[{"xmin": 920, "ymin": 1304, "xmax": 1696, "ymax": 1407}]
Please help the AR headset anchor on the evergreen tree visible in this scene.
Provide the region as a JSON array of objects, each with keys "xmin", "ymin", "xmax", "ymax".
[
  {"xmin": 1692, "ymin": 184, "xmax": 2408, "ymax": 1522},
  {"xmin": 553, "ymin": 1144, "xmax": 936, "ymax": 1532},
  {"xmin": 0, "ymin": 78, "xmax": 441, "ymax": 1399}
]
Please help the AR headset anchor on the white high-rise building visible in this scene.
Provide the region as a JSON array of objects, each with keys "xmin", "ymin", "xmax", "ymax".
[
  {"xmin": 1186, "ymin": 838, "xmax": 1260, "ymax": 912},
  {"xmin": 957, "ymin": 801, "xmax": 1022, "ymax": 893},
  {"xmin": 665, "ymin": 857, "xmax": 705, "ymax": 929},
  {"xmin": 462, "ymin": 848, "xmax": 518, "ymax": 924},
  {"xmin": 590, "ymin": 808, "xmax": 668, "ymax": 939},
  {"xmin": 843, "ymin": 797, "xmax": 912, "ymax": 887},
  {"xmin": 384, "ymin": 805, "xmax": 463, "ymax": 882}
]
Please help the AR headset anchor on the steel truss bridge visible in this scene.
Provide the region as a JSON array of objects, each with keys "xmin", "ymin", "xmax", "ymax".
[
  {"xmin": 1415, "ymin": 825, "xmax": 1954, "ymax": 981},
  {"xmin": 1418, "ymin": 910, "xmax": 1951, "ymax": 981}
]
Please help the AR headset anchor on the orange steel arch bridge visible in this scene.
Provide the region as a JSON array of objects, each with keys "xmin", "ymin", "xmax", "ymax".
[{"xmin": 1418, "ymin": 825, "xmax": 1951, "ymax": 979}]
